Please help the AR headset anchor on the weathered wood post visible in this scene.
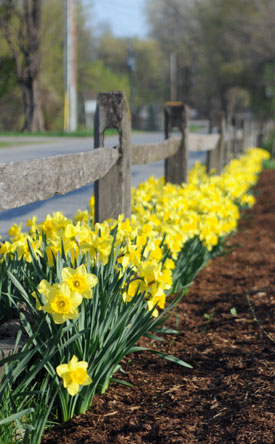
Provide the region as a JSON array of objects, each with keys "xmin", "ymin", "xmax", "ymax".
[
  {"xmin": 235, "ymin": 117, "xmax": 242, "ymax": 155},
  {"xmin": 251, "ymin": 120, "xmax": 258, "ymax": 147},
  {"xmin": 94, "ymin": 91, "xmax": 132, "ymax": 222},
  {"xmin": 241, "ymin": 119, "xmax": 249, "ymax": 153},
  {"xmin": 164, "ymin": 101, "xmax": 189, "ymax": 184},
  {"xmin": 218, "ymin": 114, "xmax": 226, "ymax": 170},
  {"xmin": 257, "ymin": 121, "xmax": 264, "ymax": 147},
  {"xmin": 231, "ymin": 116, "xmax": 238, "ymax": 158},
  {"xmin": 206, "ymin": 110, "xmax": 215, "ymax": 173},
  {"xmin": 246, "ymin": 119, "xmax": 256, "ymax": 149},
  {"xmin": 206, "ymin": 111, "xmax": 225, "ymax": 174},
  {"xmin": 233, "ymin": 116, "xmax": 244, "ymax": 156},
  {"xmin": 224, "ymin": 116, "xmax": 234, "ymax": 165}
]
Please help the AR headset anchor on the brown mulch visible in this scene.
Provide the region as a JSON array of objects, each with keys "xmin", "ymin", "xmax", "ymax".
[{"xmin": 42, "ymin": 169, "xmax": 275, "ymax": 444}]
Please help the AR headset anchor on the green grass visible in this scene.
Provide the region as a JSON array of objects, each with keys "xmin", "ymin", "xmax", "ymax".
[
  {"xmin": 0, "ymin": 128, "xmax": 118, "ymax": 138},
  {"xmin": 0, "ymin": 125, "xmax": 203, "ymax": 139},
  {"xmin": 0, "ymin": 125, "xmax": 204, "ymax": 149},
  {"xmin": 263, "ymin": 158, "xmax": 275, "ymax": 169},
  {"xmin": 0, "ymin": 141, "xmax": 48, "ymax": 149},
  {"xmin": 0, "ymin": 141, "xmax": 14, "ymax": 148},
  {"xmin": 189, "ymin": 125, "xmax": 204, "ymax": 132}
]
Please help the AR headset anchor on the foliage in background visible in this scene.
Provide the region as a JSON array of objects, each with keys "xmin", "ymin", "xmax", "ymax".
[
  {"xmin": 78, "ymin": 59, "xmax": 130, "ymax": 103},
  {"xmin": 145, "ymin": 0, "xmax": 275, "ymax": 119},
  {"xmin": 1, "ymin": 0, "xmax": 275, "ymax": 131}
]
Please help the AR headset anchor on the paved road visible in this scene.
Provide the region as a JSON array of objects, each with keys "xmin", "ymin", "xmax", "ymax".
[{"xmin": 0, "ymin": 132, "xmax": 207, "ymax": 239}]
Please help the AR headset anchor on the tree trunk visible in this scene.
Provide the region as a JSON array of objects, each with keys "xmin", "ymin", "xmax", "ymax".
[
  {"xmin": 21, "ymin": 76, "xmax": 44, "ymax": 132},
  {"xmin": 0, "ymin": 0, "xmax": 44, "ymax": 132}
]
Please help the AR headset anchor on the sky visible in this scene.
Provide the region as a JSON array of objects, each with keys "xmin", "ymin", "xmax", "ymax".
[{"xmin": 87, "ymin": 0, "xmax": 149, "ymax": 39}]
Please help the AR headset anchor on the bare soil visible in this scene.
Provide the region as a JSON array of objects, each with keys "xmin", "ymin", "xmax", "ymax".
[{"xmin": 42, "ymin": 169, "xmax": 275, "ymax": 444}]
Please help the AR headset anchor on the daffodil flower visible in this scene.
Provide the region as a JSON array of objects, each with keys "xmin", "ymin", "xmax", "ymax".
[
  {"xmin": 62, "ymin": 264, "xmax": 98, "ymax": 299},
  {"xmin": 56, "ymin": 355, "xmax": 92, "ymax": 396},
  {"xmin": 42, "ymin": 282, "xmax": 82, "ymax": 324}
]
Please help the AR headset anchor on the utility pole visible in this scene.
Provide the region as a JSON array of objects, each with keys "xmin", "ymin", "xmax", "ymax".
[
  {"xmin": 64, "ymin": 0, "xmax": 78, "ymax": 132},
  {"xmin": 170, "ymin": 52, "xmax": 177, "ymax": 101},
  {"xmin": 127, "ymin": 39, "xmax": 135, "ymax": 115}
]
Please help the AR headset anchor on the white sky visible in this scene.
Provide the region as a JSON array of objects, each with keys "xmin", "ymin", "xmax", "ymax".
[{"xmin": 84, "ymin": 0, "xmax": 149, "ymax": 38}]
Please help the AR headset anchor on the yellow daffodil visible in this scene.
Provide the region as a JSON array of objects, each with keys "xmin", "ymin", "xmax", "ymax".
[
  {"xmin": 42, "ymin": 282, "xmax": 82, "ymax": 324},
  {"xmin": 61, "ymin": 265, "xmax": 98, "ymax": 299},
  {"xmin": 8, "ymin": 223, "xmax": 22, "ymax": 240},
  {"xmin": 11, "ymin": 235, "xmax": 42, "ymax": 263},
  {"xmin": 73, "ymin": 209, "xmax": 89, "ymax": 224},
  {"xmin": 56, "ymin": 355, "xmax": 92, "ymax": 396},
  {"xmin": 32, "ymin": 279, "xmax": 51, "ymax": 310}
]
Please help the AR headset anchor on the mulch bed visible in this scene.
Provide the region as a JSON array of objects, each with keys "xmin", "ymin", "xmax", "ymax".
[{"xmin": 42, "ymin": 169, "xmax": 275, "ymax": 444}]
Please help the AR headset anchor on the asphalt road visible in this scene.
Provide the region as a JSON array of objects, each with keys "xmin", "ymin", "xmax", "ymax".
[{"xmin": 0, "ymin": 132, "xmax": 207, "ymax": 239}]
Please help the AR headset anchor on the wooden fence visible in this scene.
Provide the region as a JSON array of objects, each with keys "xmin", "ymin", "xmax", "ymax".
[{"xmin": 0, "ymin": 91, "xmax": 273, "ymax": 223}]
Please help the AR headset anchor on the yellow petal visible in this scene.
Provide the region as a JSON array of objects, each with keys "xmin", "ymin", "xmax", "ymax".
[
  {"xmin": 67, "ymin": 381, "xmax": 79, "ymax": 396},
  {"xmin": 56, "ymin": 363, "xmax": 69, "ymax": 377}
]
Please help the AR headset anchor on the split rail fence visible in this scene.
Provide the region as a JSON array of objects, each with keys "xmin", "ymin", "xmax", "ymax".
[{"xmin": 0, "ymin": 91, "xmax": 273, "ymax": 223}]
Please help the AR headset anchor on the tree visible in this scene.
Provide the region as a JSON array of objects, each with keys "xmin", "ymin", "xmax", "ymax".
[
  {"xmin": 95, "ymin": 31, "xmax": 168, "ymax": 108},
  {"xmin": 0, "ymin": 31, "xmax": 22, "ymax": 130},
  {"xmin": 145, "ymin": 0, "xmax": 200, "ymax": 104},
  {"xmin": 145, "ymin": 0, "xmax": 275, "ymax": 119},
  {"xmin": 189, "ymin": 0, "xmax": 246, "ymax": 117},
  {"xmin": 227, "ymin": 0, "xmax": 275, "ymax": 117},
  {"xmin": 0, "ymin": 0, "xmax": 44, "ymax": 131},
  {"xmin": 78, "ymin": 59, "xmax": 130, "ymax": 100}
]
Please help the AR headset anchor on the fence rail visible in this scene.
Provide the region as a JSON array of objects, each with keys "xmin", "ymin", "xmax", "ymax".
[
  {"xmin": 0, "ymin": 91, "xmax": 273, "ymax": 222},
  {"xmin": 0, "ymin": 148, "xmax": 119, "ymax": 211}
]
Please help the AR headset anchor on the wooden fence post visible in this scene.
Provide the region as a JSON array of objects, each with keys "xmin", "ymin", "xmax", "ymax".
[
  {"xmin": 206, "ymin": 111, "xmax": 225, "ymax": 174},
  {"xmin": 231, "ymin": 115, "xmax": 240, "ymax": 158},
  {"xmin": 164, "ymin": 101, "xmax": 189, "ymax": 184},
  {"xmin": 251, "ymin": 120, "xmax": 258, "ymax": 147},
  {"xmin": 94, "ymin": 91, "xmax": 132, "ymax": 222},
  {"xmin": 241, "ymin": 119, "xmax": 249, "ymax": 153},
  {"xmin": 234, "ymin": 117, "xmax": 243, "ymax": 155},
  {"xmin": 206, "ymin": 111, "xmax": 215, "ymax": 173},
  {"xmin": 256, "ymin": 121, "xmax": 264, "ymax": 147},
  {"xmin": 224, "ymin": 116, "xmax": 234, "ymax": 164},
  {"xmin": 218, "ymin": 114, "xmax": 226, "ymax": 170},
  {"xmin": 247, "ymin": 120, "xmax": 255, "ymax": 149}
]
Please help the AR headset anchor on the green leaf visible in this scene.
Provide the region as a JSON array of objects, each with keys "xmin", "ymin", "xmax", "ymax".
[
  {"xmin": 127, "ymin": 346, "xmax": 193, "ymax": 368},
  {"xmin": 110, "ymin": 377, "xmax": 134, "ymax": 388},
  {"xmin": 153, "ymin": 328, "xmax": 179, "ymax": 335},
  {"xmin": 149, "ymin": 350, "xmax": 193, "ymax": 368},
  {"xmin": 0, "ymin": 408, "xmax": 34, "ymax": 425},
  {"xmin": 144, "ymin": 333, "xmax": 165, "ymax": 341}
]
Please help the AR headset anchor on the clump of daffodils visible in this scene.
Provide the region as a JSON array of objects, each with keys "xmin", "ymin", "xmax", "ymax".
[
  {"xmin": 0, "ymin": 147, "xmax": 270, "ymax": 322},
  {"xmin": 32, "ymin": 265, "xmax": 98, "ymax": 324}
]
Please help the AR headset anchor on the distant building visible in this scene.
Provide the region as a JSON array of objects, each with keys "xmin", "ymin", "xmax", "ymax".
[{"xmin": 84, "ymin": 100, "xmax": 97, "ymax": 129}]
